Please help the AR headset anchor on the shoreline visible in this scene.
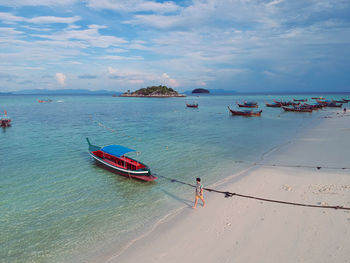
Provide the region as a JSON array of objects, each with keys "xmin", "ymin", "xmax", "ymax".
[{"xmin": 108, "ymin": 109, "xmax": 350, "ymax": 263}]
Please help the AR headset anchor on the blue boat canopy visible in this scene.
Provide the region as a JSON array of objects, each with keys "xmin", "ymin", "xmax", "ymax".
[{"xmin": 101, "ymin": 145, "xmax": 135, "ymax": 157}]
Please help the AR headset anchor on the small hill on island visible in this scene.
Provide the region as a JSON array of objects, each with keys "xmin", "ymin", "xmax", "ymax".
[
  {"xmin": 121, "ymin": 85, "xmax": 185, "ymax": 97},
  {"xmin": 192, "ymin": 88, "xmax": 210, "ymax": 94}
]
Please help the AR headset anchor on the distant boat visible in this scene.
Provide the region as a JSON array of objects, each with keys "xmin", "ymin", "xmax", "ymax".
[
  {"xmin": 316, "ymin": 99, "xmax": 328, "ymax": 104},
  {"xmin": 302, "ymin": 103, "xmax": 324, "ymax": 110},
  {"xmin": 282, "ymin": 106, "xmax": 312, "ymax": 112},
  {"xmin": 332, "ymin": 100, "xmax": 345, "ymax": 104},
  {"xmin": 86, "ymin": 138, "xmax": 157, "ymax": 182},
  {"xmin": 37, "ymin": 99, "xmax": 52, "ymax": 103},
  {"xmin": 273, "ymin": 100, "xmax": 300, "ymax": 106},
  {"xmin": 326, "ymin": 102, "xmax": 342, "ymax": 108},
  {"xmin": 312, "ymin": 97, "xmax": 325, "ymax": 100},
  {"xmin": 186, "ymin": 103, "xmax": 198, "ymax": 108},
  {"xmin": 265, "ymin": 102, "xmax": 282, "ymax": 107},
  {"xmin": 293, "ymin": 98, "xmax": 307, "ymax": 102},
  {"xmin": 237, "ymin": 101, "xmax": 258, "ymax": 108},
  {"xmin": 228, "ymin": 106, "xmax": 262, "ymax": 116},
  {"xmin": 0, "ymin": 111, "xmax": 11, "ymax": 127},
  {"xmin": 342, "ymin": 98, "xmax": 350, "ymax": 103}
]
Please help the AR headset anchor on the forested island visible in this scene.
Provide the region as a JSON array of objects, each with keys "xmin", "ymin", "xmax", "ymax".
[
  {"xmin": 192, "ymin": 88, "xmax": 210, "ymax": 94},
  {"xmin": 121, "ymin": 85, "xmax": 185, "ymax": 97}
]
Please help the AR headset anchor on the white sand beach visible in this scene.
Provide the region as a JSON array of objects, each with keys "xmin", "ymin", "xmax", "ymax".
[{"xmin": 108, "ymin": 111, "xmax": 350, "ymax": 263}]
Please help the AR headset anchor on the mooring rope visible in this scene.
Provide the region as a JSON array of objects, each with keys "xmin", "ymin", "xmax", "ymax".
[
  {"xmin": 233, "ymin": 160, "xmax": 350, "ymax": 170},
  {"xmin": 157, "ymin": 175, "xmax": 350, "ymax": 211}
]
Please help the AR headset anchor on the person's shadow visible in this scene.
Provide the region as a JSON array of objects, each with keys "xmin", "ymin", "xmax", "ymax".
[{"xmin": 159, "ymin": 188, "xmax": 193, "ymax": 208}]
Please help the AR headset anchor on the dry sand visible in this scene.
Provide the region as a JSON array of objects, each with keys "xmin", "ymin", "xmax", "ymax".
[{"xmin": 107, "ymin": 111, "xmax": 350, "ymax": 263}]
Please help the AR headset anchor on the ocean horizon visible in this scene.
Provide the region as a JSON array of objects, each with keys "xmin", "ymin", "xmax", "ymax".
[{"xmin": 0, "ymin": 94, "xmax": 347, "ymax": 262}]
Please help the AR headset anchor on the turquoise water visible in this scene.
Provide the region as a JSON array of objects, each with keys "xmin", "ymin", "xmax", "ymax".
[{"xmin": 0, "ymin": 94, "xmax": 346, "ymax": 262}]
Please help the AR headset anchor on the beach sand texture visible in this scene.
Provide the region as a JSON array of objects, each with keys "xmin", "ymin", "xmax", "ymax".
[{"xmin": 110, "ymin": 112, "xmax": 350, "ymax": 263}]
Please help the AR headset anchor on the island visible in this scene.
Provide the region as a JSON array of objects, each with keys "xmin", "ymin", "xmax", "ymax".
[
  {"xmin": 120, "ymin": 85, "xmax": 186, "ymax": 97},
  {"xmin": 192, "ymin": 88, "xmax": 210, "ymax": 94}
]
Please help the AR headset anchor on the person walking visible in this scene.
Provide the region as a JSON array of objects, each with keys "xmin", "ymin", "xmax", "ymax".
[{"xmin": 193, "ymin": 177, "xmax": 205, "ymax": 208}]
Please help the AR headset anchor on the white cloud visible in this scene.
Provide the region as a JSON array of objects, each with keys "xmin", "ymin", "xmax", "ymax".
[
  {"xmin": 0, "ymin": 0, "xmax": 76, "ymax": 6},
  {"xmin": 162, "ymin": 73, "xmax": 179, "ymax": 87},
  {"xmin": 0, "ymin": 12, "xmax": 80, "ymax": 24},
  {"xmin": 28, "ymin": 16, "xmax": 81, "ymax": 24},
  {"xmin": 33, "ymin": 26, "xmax": 127, "ymax": 48},
  {"xmin": 55, "ymin": 73, "xmax": 66, "ymax": 86},
  {"xmin": 85, "ymin": 0, "xmax": 180, "ymax": 13}
]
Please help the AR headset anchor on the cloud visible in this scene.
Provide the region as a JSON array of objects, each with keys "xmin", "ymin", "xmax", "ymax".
[
  {"xmin": 85, "ymin": 0, "xmax": 180, "ymax": 13},
  {"xmin": 33, "ymin": 26, "xmax": 127, "ymax": 48},
  {"xmin": 162, "ymin": 73, "xmax": 179, "ymax": 87},
  {"xmin": 78, "ymin": 74, "xmax": 97, "ymax": 79},
  {"xmin": 0, "ymin": 12, "xmax": 80, "ymax": 24},
  {"xmin": 0, "ymin": 0, "xmax": 76, "ymax": 6},
  {"xmin": 55, "ymin": 73, "xmax": 66, "ymax": 86}
]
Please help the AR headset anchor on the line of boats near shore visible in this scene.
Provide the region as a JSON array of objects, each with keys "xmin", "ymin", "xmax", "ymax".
[{"xmin": 224, "ymin": 97, "xmax": 349, "ymax": 116}]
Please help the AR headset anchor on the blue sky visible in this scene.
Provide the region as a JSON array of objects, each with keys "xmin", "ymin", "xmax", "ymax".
[{"xmin": 0, "ymin": 0, "xmax": 349, "ymax": 92}]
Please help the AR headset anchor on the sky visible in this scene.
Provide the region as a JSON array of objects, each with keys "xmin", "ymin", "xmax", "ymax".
[{"xmin": 0, "ymin": 0, "xmax": 349, "ymax": 93}]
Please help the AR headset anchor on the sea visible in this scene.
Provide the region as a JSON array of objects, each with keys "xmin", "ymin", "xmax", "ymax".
[{"xmin": 0, "ymin": 94, "xmax": 347, "ymax": 262}]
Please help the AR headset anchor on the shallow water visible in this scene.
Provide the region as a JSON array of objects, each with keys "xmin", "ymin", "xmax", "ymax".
[{"xmin": 0, "ymin": 94, "xmax": 346, "ymax": 262}]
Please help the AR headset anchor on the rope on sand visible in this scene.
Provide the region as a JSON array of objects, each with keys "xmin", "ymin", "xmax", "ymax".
[
  {"xmin": 157, "ymin": 175, "xmax": 350, "ymax": 211},
  {"xmin": 233, "ymin": 160, "xmax": 350, "ymax": 170}
]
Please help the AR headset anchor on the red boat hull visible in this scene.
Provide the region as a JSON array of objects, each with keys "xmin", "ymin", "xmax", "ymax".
[
  {"xmin": 237, "ymin": 103, "xmax": 258, "ymax": 108},
  {"xmin": 282, "ymin": 107, "xmax": 312, "ymax": 112},
  {"xmin": 228, "ymin": 106, "xmax": 262, "ymax": 116}
]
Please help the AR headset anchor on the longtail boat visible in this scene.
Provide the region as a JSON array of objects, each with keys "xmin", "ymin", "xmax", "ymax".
[
  {"xmin": 265, "ymin": 102, "xmax": 282, "ymax": 107},
  {"xmin": 237, "ymin": 101, "xmax": 258, "ymax": 108},
  {"xmin": 316, "ymin": 99, "xmax": 328, "ymax": 104},
  {"xmin": 186, "ymin": 103, "xmax": 198, "ymax": 108},
  {"xmin": 228, "ymin": 106, "xmax": 262, "ymax": 116},
  {"xmin": 273, "ymin": 100, "xmax": 300, "ymax": 106},
  {"xmin": 86, "ymin": 138, "xmax": 157, "ymax": 182},
  {"xmin": 332, "ymin": 100, "xmax": 345, "ymax": 103},
  {"xmin": 282, "ymin": 106, "xmax": 312, "ymax": 112},
  {"xmin": 342, "ymin": 98, "xmax": 350, "ymax": 103},
  {"xmin": 326, "ymin": 102, "xmax": 342, "ymax": 108},
  {"xmin": 293, "ymin": 98, "xmax": 308, "ymax": 102},
  {"xmin": 302, "ymin": 103, "xmax": 324, "ymax": 110},
  {"xmin": 0, "ymin": 111, "xmax": 11, "ymax": 127},
  {"xmin": 37, "ymin": 99, "xmax": 53, "ymax": 103},
  {"xmin": 312, "ymin": 97, "xmax": 325, "ymax": 100}
]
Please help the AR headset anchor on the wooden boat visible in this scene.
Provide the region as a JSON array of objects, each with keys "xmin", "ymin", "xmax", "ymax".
[
  {"xmin": 312, "ymin": 97, "xmax": 325, "ymax": 100},
  {"xmin": 302, "ymin": 103, "xmax": 324, "ymax": 110},
  {"xmin": 332, "ymin": 100, "xmax": 345, "ymax": 103},
  {"xmin": 265, "ymin": 102, "xmax": 281, "ymax": 107},
  {"xmin": 37, "ymin": 99, "xmax": 53, "ymax": 103},
  {"xmin": 316, "ymin": 99, "xmax": 328, "ymax": 104},
  {"xmin": 273, "ymin": 100, "xmax": 300, "ymax": 106},
  {"xmin": 186, "ymin": 103, "xmax": 198, "ymax": 108},
  {"xmin": 237, "ymin": 101, "xmax": 258, "ymax": 108},
  {"xmin": 227, "ymin": 106, "xmax": 262, "ymax": 116},
  {"xmin": 342, "ymin": 98, "xmax": 350, "ymax": 103},
  {"xmin": 293, "ymin": 98, "xmax": 307, "ymax": 102},
  {"xmin": 0, "ymin": 111, "xmax": 11, "ymax": 127},
  {"xmin": 282, "ymin": 106, "xmax": 312, "ymax": 112},
  {"xmin": 86, "ymin": 138, "xmax": 157, "ymax": 182},
  {"xmin": 326, "ymin": 102, "xmax": 342, "ymax": 108}
]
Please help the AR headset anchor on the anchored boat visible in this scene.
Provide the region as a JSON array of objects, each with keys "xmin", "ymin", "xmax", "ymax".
[
  {"xmin": 0, "ymin": 111, "xmax": 11, "ymax": 127},
  {"xmin": 237, "ymin": 101, "xmax": 258, "ymax": 108},
  {"xmin": 186, "ymin": 103, "xmax": 198, "ymax": 108},
  {"xmin": 86, "ymin": 138, "xmax": 157, "ymax": 182},
  {"xmin": 228, "ymin": 106, "xmax": 262, "ymax": 116},
  {"xmin": 282, "ymin": 106, "xmax": 312, "ymax": 112}
]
